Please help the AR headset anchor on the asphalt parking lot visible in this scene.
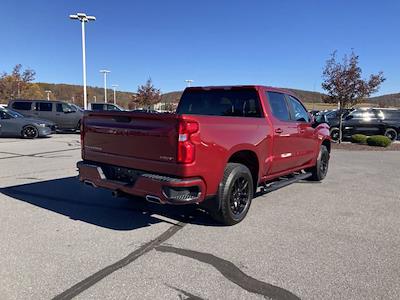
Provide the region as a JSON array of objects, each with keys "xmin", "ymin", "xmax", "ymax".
[{"xmin": 0, "ymin": 135, "xmax": 399, "ymax": 300}]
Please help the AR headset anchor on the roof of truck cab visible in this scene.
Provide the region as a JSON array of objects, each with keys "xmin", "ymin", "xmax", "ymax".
[{"xmin": 184, "ymin": 85, "xmax": 297, "ymax": 97}]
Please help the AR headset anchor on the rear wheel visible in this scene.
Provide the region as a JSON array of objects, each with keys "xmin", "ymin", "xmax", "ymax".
[
  {"xmin": 306, "ymin": 145, "xmax": 330, "ymax": 181},
  {"xmin": 210, "ymin": 163, "xmax": 254, "ymax": 226},
  {"xmin": 384, "ymin": 128, "xmax": 397, "ymax": 141},
  {"xmin": 21, "ymin": 125, "xmax": 39, "ymax": 139}
]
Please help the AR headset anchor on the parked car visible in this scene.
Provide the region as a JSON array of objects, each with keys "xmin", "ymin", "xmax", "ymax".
[
  {"xmin": 0, "ymin": 107, "xmax": 55, "ymax": 138},
  {"xmin": 321, "ymin": 108, "xmax": 353, "ymax": 125},
  {"xmin": 131, "ymin": 108, "xmax": 159, "ymax": 113},
  {"xmin": 89, "ymin": 103, "xmax": 124, "ymax": 111},
  {"xmin": 78, "ymin": 85, "xmax": 331, "ymax": 225},
  {"xmin": 8, "ymin": 100, "xmax": 83, "ymax": 131},
  {"xmin": 329, "ymin": 107, "xmax": 400, "ymax": 141}
]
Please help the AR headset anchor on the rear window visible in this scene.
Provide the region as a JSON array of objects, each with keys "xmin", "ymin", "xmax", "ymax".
[
  {"xmin": 36, "ymin": 102, "xmax": 53, "ymax": 111},
  {"xmin": 380, "ymin": 110, "xmax": 400, "ymax": 120},
  {"xmin": 177, "ymin": 89, "xmax": 262, "ymax": 118},
  {"xmin": 91, "ymin": 103, "xmax": 104, "ymax": 110},
  {"xmin": 12, "ymin": 102, "xmax": 32, "ymax": 111}
]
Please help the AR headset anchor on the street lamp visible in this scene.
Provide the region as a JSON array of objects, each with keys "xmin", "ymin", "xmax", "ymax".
[
  {"xmin": 45, "ymin": 90, "xmax": 52, "ymax": 100},
  {"xmin": 184, "ymin": 79, "xmax": 194, "ymax": 87},
  {"xmin": 100, "ymin": 70, "xmax": 110, "ymax": 103},
  {"xmin": 69, "ymin": 12, "xmax": 96, "ymax": 110},
  {"xmin": 112, "ymin": 84, "xmax": 118, "ymax": 105}
]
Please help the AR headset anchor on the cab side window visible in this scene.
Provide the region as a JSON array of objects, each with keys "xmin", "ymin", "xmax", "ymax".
[
  {"xmin": 57, "ymin": 103, "xmax": 73, "ymax": 113},
  {"xmin": 36, "ymin": 102, "xmax": 53, "ymax": 112},
  {"xmin": 12, "ymin": 102, "xmax": 32, "ymax": 111},
  {"xmin": 266, "ymin": 92, "xmax": 290, "ymax": 121},
  {"xmin": 287, "ymin": 95, "xmax": 309, "ymax": 122}
]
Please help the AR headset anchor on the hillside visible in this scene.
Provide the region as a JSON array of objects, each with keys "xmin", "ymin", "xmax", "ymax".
[
  {"xmin": 3, "ymin": 82, "xmax": 397, "ymax": 109},
  {"xmin": 368, "ymin": 93, "xmax": 400, "ymax": 107},
  {"xmin": 161, "ymin": 88, "xmax": 326, "ymax": 105},
  {"xmin": 37, "ymin": 83, "xmax": 135, "ymax": 108}
]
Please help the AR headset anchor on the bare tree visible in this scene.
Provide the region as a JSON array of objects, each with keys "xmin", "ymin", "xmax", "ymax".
[
  {"xmin": 130, "ymin": 78, "xmax": 161, "ymax": 109},
  {"xmin": 0, "ymin": 64, "xmax": 43, "ymax": 101},
  {"xmin": 322, "ymin": 51, "xmax": 385, "ymax": 109}
]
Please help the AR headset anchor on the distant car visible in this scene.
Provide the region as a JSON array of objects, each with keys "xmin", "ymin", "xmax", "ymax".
[
  {"xmin": 8, "ymin": 100, "xmax": 82, "ymax": 131},
  {"xmin": 329, "ymin": 108, "xmax": 400, "ymax": 141},
  {"xmin": 131, "ymin": 108, "xmax": 159, "ymax": 113},
  {"xmin": 88, "ymin": 103, "xmax": 124, "ymax": 111},
  {"xmin": 0, "ymin": 107, "xmax": 55, "ymax": 138},
  {"xmin": 0, "ymin": 104, "xmax": 7, "ymax": 108}
]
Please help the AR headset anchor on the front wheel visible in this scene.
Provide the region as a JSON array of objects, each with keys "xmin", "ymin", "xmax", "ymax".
[
  {"xmin": 306, "ymin": 145, "xmax": 330, "ymax": 181},
  {"xmin": 21, "ymin": 125, "xmax": 39, "ymax": 139},
  {"xmin": 210, "ymin": 163, "xmax": 254, "ymax": 226},
  {"xmin": 330, "ymin": 127, "xmax": 340, "ymax": 142}
]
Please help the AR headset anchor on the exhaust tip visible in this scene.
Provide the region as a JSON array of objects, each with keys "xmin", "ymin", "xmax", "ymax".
[{"xmin": 146, "ymin": 195, "xmax": 162, "ymax": 204}]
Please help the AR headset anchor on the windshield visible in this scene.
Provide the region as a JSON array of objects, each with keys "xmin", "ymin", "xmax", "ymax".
[{"xmin": 0, "ymin": 108, "xmax": 24, "ymax": 118}]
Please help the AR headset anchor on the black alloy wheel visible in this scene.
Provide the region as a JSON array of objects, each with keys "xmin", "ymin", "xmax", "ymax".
[
  {"xmin": 22, "ymin": 126, "xmax": 39, "ymax": 139},
  {"xmin": 229, "ymin": 176, "xmax": 251, "ymax": 218}
]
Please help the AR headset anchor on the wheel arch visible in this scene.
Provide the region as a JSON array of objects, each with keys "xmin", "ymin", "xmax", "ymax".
[
  {"xmin": 321, "ymin": 138, "xmax": 331, "ymax": 153},
  {"xmin": 227, "ymin": 149, "xmax": 259, "ymax": 191}
]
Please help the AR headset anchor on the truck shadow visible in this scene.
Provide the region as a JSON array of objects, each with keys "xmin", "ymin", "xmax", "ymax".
[{"xmin": 0, "ymin": 176, "xmax": 219, "ymax": 230}]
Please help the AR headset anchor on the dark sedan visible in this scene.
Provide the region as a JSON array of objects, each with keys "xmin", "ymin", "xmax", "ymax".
[{"xmin": 0, "ymin": 107, "xmax": 55, "ymax": 138}]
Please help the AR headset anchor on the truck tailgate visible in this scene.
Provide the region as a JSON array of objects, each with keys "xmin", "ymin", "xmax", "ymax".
[{"xmin": 82, "ymin": 112, "xmax": 179, "ymax": 163}]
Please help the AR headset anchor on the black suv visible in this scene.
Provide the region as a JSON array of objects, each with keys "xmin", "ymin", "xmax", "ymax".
[{"xmin": 328, "ymin": 108, "xmax": 400, "ymax": 141}]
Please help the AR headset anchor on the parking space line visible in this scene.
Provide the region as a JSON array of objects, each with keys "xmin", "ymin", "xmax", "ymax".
[
  {"xmin": 52, "ymin": 222, "xmax": 187, "ymax": 300},
  {"xmin": 0, "ymin": 148, "xmax": 80, "ymax": 159}
]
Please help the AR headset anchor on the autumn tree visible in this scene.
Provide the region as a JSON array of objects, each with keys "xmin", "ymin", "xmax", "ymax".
[
  {"xmin": 130, "ymin": 78, "xmax": 161, "ymax": 109},
  {"xmin": 322, "ymin": 51, "xmax": 385, "ymax": 109},
  {"xmin": 0, "ymin": 64, "xmax": 45, "ymax": 101}
]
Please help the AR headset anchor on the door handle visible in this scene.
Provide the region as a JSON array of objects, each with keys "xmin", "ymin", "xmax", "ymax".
[
  {"xmin": 300, "ymin": 129, "xmax": 305, "ymax": 133},
  {"xmin": 275, "ymin": 128, "xmax": 283, "ymax": 134}
]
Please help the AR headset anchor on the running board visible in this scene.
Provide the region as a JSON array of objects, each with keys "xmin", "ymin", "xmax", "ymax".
[{"xmin": 260, "ymin": 172, "xmax": 312, "ymax": 194}]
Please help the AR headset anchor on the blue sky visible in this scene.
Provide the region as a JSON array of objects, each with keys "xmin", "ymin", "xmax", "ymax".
[{"xmin": 1, "ymin": 0, "xmax": 399, "ymax": 95}]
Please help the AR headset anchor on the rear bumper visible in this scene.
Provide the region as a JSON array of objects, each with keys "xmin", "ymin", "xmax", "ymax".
[{"xmin": 77, "ymin": 161, "xmax": 206, "ymax": 205}]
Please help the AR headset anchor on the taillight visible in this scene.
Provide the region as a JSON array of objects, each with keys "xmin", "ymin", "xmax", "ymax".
[{"xmin": 177, "ymin": 120, "xmax": 199, "ymax": 163}]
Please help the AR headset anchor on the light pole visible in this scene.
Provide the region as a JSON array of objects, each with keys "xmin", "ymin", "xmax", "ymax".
[
  {"xmin": 69, "ymin": 12, "xmax": 96, "ymax": 110},
  {"xmin": 184, "ymin": 79, "xmax": 194, "ymax": 87},
  {"xmin": 112, "ymin": 84, "xmax": 118, "ymax": 105},
  {"xmin": 45, "ymin": 90, "xmax": 52, "ymax": 100},
  {"xmin": 100, "ymin": 70, "xmax": 110, "ymax": 103}
]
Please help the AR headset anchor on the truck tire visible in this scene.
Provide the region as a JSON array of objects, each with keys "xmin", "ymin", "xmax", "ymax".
[
  {"xmin": 211, "ymin": 163, "xmax": 254, "ymax": 226},
  {"xmin": 384, "ymin": 128, "xmax": 397, "ymax": 141},
  {"xmin": 306, "ymin": 145, "xmax": 329, "ymax": 181}
]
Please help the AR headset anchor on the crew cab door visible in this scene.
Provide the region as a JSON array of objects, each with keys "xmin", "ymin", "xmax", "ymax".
[
  {"xmin": 35, "ymin": 102, "xmax": 55, "ymax": 124},
  {"xmin": 265, "ymin": 91, "xmax": 299, "ymax": 174},
  {"xmin": 285, "ymin": 94, "xmax": 317, "ymax": 166}
]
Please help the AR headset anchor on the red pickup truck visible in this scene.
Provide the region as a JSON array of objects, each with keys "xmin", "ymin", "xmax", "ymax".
[{"xmin": 78, "ymin": 86, "xmax": 331, "ymax": 225}]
